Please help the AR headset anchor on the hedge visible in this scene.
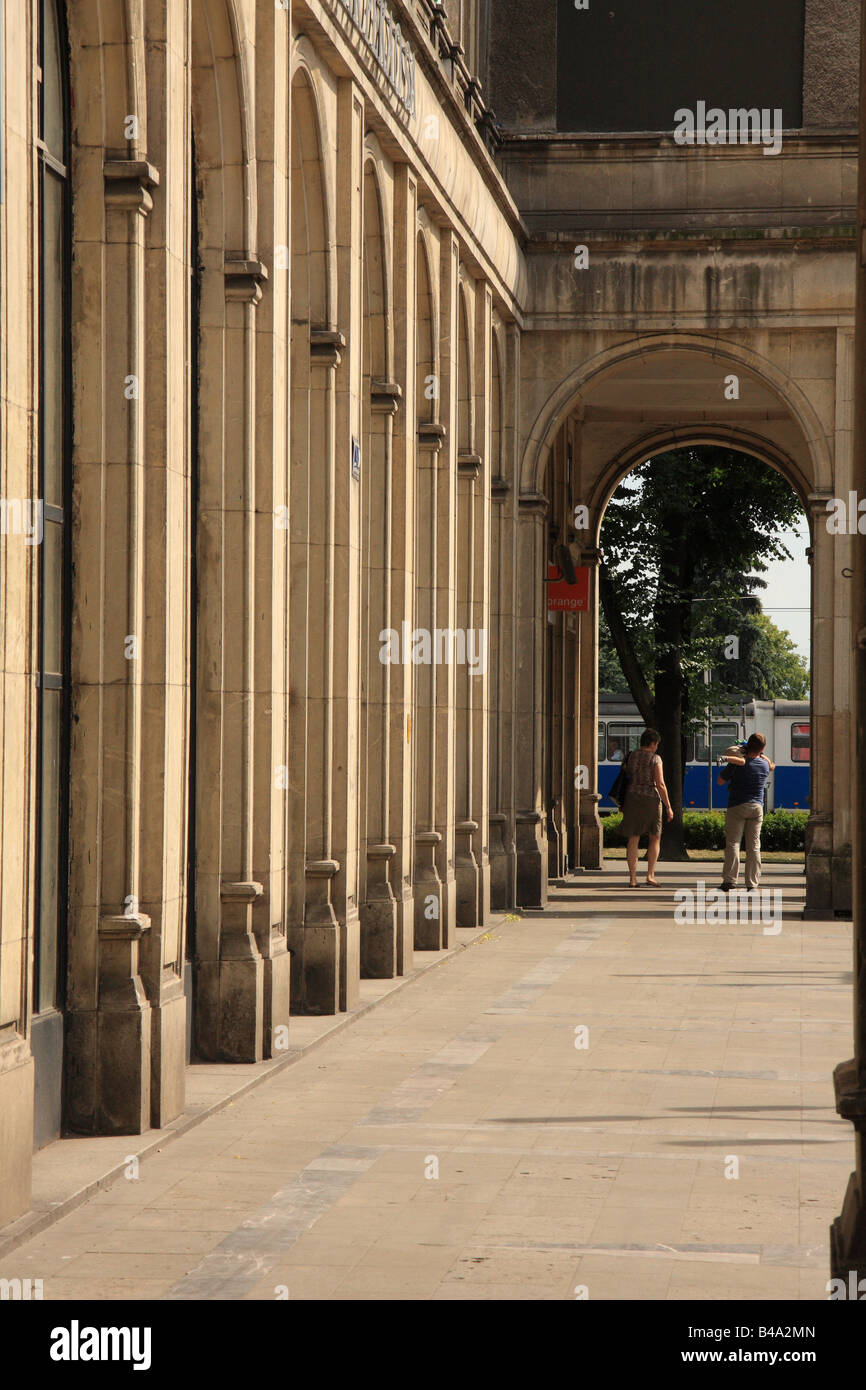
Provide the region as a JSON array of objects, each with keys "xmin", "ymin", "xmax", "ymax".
[{"xmin": 602, "ymin": 808, "xmax": 807, "ymax": 852}]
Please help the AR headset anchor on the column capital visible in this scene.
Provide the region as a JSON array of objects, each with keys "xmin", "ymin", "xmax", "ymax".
[
  {"xmin": 220, "ymin": 881, "xmax": 264, "ymax": 903},
  {"xmin": 371, "ymin": 379, "xmax": 403, "ymax": 414},
  {"xmin": 806, "ymin": 490, "xmax": 834, "ymax": 517},
  {"xmin": 224, "ymin": 256, "xmax": 269, "ymax": 304},
  {"xmin": 104, "ymin": 159, "xmax": 160, "ymax": 215},
  {"xmin": 418, "ymin": 421, "xmax": 446, "ymax": 451},
  {"xmin": 310, "ymin": 328, "xmax": 346, "ymax": 367},
  {"xmin": 518, "ymin": 491, "xmax": 548, "ymax": 517},
  {"xmin": 458, "ymin": 449, "xmax": 483, "ymax": 478}
]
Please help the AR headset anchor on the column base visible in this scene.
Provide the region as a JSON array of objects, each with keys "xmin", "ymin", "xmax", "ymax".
[
  {"xmin": 290, "ymin": 860, "xmax": 341, "ymax": 1015},
  {"xmin": 579, "ymin": 791, "xmax": 603, "ymax": 871},
  {"xmin": 489, "ymin": 813, "xmax": 516, "ymax": 911},
  {"xmin": 341, "ymin": 906, "xmax": 361, "ymax": 1012},
  {"xmin": 360, "ymin": 845, "xmax": 398, "ymax": 979},
  {"xmin": 455, "ymin": 820, "xmax": 481, "ymax": 927},
  {"xmin": 66, "ymin": 913, "xmax": 154, "ymax": 1134},
  {"xmin": 195, "ymin": 954, "xmax": 264, "ymax": 1063},
  {"xmin": 515, "ymin": 810, "xmax": 548, "ymax": 908},
  {"xmin": 414, "ymin": 831, "xmax": 445, "ymax": 948},
  {"xmin": 149, "ymin": 970, "xmax": 186, "ymax": 1128},
  {"xmin": 394, "ymin": 883, "xmax": 415, "ymax": 976},
  {"xmin": 830, "ymin": 1059, "xmax": 866, "ymax": 1286},
  {"xmin": 830, "ymin": 1173, "xmax": 866, "ymax": 1288},
  {"xmin": 262, "ymin": 931, "xmax": 292, "ymax": 1057},
  {"xmin": 0, "ymin": 1036, "xmax": 33, "ymax": 1226}
]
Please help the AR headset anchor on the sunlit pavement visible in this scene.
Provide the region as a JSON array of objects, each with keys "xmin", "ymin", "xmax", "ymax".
[{"xmin": 0, "ymin": 863, "xmax": 850, "ymax": 1301}]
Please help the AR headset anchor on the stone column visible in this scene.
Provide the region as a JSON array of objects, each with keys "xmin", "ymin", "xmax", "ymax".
[
  {"xmin": 251, "ymin": 12, "xmax": 292, "ymax": 1052},
  {"xmin": 360, "ymin": 378, "xmax": 401, "ymax": 978},
  {"xmin": 455, "ymin": 439, "xmax": 482, "ymax": 926},
  {"xmin": 579, "ymin": 546, "xmax": 603, "ymax": 869},
  {"xmin": 804, "ymin": 490, "xmax": 837, "ymax": 915},
  {"xmin": 470, "ymin": 284, "xmax": 493, "ymax": 924},
  {"xmin": 388, "ymin": 164, "xmax": 418, "ymax": 973},
  {"xmin": 515, "ymin": 491, "xmax": 549, "ymax": 908},
  {"xmin": 289, "ymin": 328, "xmax": 345, "ymax": 1014},
  {"xmin": 66, "ymin": 155, "xmax": 159, "ymax": 1133},
  {"xmin": 194, "ymin": 256, "xmax": 269, "ymax": 1064},
  {"xmin": 564, "ymin": 604, "xmax": 579, "ymax": 874},
  {"xmin": 830, "ymin": 0, "xmax": 866, "ymax": 1286},
  {"xmin": 489, "ymin": 465, "xmax": 514, "ymax": 907},
  {"xmin": 488, "ymin": 324, "xmax": 520, "ymax": 909},
  {"xmin": 414, "ymin": 418, "xmax": 448, "ymax": 946},
  {"xmin": 331, "ymin": 79, "xmax": 364, "ymax": 1010},
  {"xmin": 432, "ymin": 232, "xmax": 460, "ymax": 941},
  {"xmin": 138, "ymin": 0, "xmax": 188, "ymax": 1128},
  {"xmin": 0, "ymin": 0, "xmax": 35, "ymax": 1218}
]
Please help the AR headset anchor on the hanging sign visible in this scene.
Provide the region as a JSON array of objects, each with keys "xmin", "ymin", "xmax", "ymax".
[{"xmin": 547, "ymin": 563, "xmax": 589, "ymax": 612}]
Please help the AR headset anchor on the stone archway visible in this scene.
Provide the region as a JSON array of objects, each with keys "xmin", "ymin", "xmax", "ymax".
[{"xmin": 515, "ymin": 333, "xmax": 850, "ymax": 914}]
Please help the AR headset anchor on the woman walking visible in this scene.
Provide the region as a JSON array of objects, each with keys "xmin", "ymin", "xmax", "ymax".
[{"xmin": 620, "ymin": 728, "xmax": 674, "ymax": 887}]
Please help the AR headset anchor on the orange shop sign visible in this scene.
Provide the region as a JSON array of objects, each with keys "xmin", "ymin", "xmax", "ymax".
[{"xmin": 546, "ymin": 563, "xmax": 589, "ymax": 612}]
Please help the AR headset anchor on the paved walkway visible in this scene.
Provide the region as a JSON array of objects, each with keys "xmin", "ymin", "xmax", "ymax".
[{"xmin": 0, "ymin": 863, "xmax": 853, "ymax": 1300}]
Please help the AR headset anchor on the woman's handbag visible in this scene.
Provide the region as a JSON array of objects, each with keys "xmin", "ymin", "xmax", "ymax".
[{"xmin": 609, "ymin": 752, "xmax": 631, "ymax": 809}]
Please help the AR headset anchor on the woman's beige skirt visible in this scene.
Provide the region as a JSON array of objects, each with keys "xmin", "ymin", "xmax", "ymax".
[{"xmin": 621, "ymin": 793, "xmax": 662, "ymax": 839}]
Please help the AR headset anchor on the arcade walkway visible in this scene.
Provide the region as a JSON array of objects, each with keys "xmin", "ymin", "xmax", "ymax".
[{"xmin": 0, "ymin": 864, "xmax": 851, "ymax": 1301}]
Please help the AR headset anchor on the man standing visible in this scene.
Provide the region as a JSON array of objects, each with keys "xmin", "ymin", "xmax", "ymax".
[{"xmin": 717, "ymin": 733, "xmax": 772, "ymax": 891}]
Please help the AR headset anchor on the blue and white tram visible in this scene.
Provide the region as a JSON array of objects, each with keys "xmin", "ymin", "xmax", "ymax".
[{"xmin": 597, "ymin": 695, "xmax": 810, "ymax": 812}]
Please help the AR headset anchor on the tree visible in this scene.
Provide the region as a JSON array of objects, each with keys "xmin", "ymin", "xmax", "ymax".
[
  {"xmin": 711, "ymin": 611, "xmax": 809, "ymax": 701},
  {"xmin": 599, "ymin": 447, "xmax": 803, "ymax": 858},
  {"xmin": 599, "ymin": 608, "xmax": 810, "ymax": 702}
]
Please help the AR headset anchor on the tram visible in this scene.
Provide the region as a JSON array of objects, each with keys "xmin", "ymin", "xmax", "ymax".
[{"xmin": 597, "ymin": 694, "xmax": 810, "ymax": 811}]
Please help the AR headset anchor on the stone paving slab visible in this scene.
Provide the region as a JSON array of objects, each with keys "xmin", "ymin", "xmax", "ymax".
[
  {"xmin": 0, "ymin": 926, "xmax": 491, "ymax": 1259},
  {"xmin": 0, "ymin": 863, "xmax": 854, "ymax": 1300}
]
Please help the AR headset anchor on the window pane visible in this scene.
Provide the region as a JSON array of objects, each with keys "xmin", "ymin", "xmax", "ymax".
[
  {"xmin": 41, "ymin": 0, "xmax": 66, "ymax": 159},
  {"xmin": 42, "ymin": 170, "xmax": 65, "ymax": 507},
  {"xmin": 711, "ymin": 724, "xmax": 740, "ymax": 760},
  {"xmin": 597, "ymin": 721, "xmax": 605, "ymax": 763},
  {"xmin": 42, "ymin": 518, "xmax": 64, "ymax": 675},
  {"xmin": 791, "ymin": 722, "xmax": 811, "ymax": 763},
  {"xmin": 607, "ymin": 722, "xmax": 644, "ymax": 759},
  {"xmin": 37, "ymin": 689, "xmax": 62, "ymax": 1012}
]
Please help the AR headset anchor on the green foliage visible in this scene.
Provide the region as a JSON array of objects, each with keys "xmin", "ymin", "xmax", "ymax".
[
  {"xmin": 712, "ymin": 611, "xmax": 809, "ymax": 701},
  {"xmin": 760, "ymin": 809, "xmax": 808, "ymax": 851},
  {"xmin": 599, "ymin": 447, "xmax": 807, "ymax": 728},
  {"xmin": 602, "ymin": 808, "xmax": 807, "ymax": 851}
]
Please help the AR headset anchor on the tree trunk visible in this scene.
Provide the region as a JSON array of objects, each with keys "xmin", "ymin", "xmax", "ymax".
[
  {"xmin": 654, "ymin": 517, "xmax": 691, "ymax": 860},
  {"xmin": 599, "ymin": 564, "xmax": 654, "ymax": 723}
]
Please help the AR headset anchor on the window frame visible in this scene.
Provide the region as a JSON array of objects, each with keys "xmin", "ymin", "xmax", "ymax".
[
  {"xmin": 791, "ymin": 722, "xmax": 811, "ymax": 764},
  {"xmin": 33, "ymin": 0, "xmax": 72, "ymax": 1017}
]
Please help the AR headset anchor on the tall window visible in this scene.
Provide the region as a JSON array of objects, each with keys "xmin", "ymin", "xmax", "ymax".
[
  {"xmin": 556, "ymin": 0, "xmax": 805, "ymax": 134},
  {"xmin": 35, "ymin": 0, "xmax": 70, "ymax": 1018}
]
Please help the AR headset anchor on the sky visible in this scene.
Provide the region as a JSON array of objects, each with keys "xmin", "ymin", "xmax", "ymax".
[{"xmin": 751, "ymin": 514, "xmax": 810, "ymax": 662}]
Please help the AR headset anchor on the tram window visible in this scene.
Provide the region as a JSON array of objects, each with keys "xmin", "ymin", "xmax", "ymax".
[
  {"xmin": 683, "ymin": 734, "xmax": 695, "ymax": 762},
  {"xmin": 606, "ymin": 722, "xmax": 643, "ymax": 761},
  {"xmin": 695, "ymin": 723, "xmax": 740, "ymax": 761},
  {"xmin": 598, "ymin": 722, "xmax": 606, "ymax": 763},
  {"xmin": 791, "ymin": 722, "xmax": 810, "ymax": 763}
]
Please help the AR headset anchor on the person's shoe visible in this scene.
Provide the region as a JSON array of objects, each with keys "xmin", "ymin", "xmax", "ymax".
[{"xmin": 720, "ymin": 882, "xmax": 734, "ymax": 892}]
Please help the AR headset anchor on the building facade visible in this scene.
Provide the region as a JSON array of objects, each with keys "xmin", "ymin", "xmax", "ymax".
[{"xmin": 0, "ymin": 0, "xmax": 862, "ymax": 1260}]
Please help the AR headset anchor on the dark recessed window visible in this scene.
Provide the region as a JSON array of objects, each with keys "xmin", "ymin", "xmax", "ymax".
[
  {"xmin": 35, "ymin": 0, "xmax": 70, "ymax": 1017},
  {"xmin": 557, "ymin": 0, "xmax": 805, "ymax": 134}
]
